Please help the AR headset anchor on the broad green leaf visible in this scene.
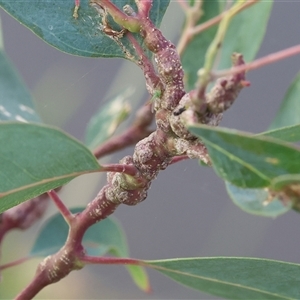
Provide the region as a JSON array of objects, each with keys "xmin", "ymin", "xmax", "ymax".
[
  {"xmin": 85, "ymin": 87, "xmax": 132, "ymax": 150},
  {"xmin": 30, "ymin": 207, "xmax": 149, "ymax": 292},
  {"xmin": 0, "ymin": 0, "xmax": 169, "ymax": 58},
  {"xmin": 269, "ymin": 72, "xmax": 300, "ymax": 130},
  {"xmin": 222, "ymin": 126, "xmax": 300, "ymax": 217},
  {"xmin": 0, "ymin": 50, "xmax": 41, "ymax": 122},
  {"xmin": 0, "ymin": 123, "xmax": 101, "ymax": 213},
  {"xmin": 181, "ymin": 1, "xmax": 219, "ymax": 91},
  {"xmin": 145, "ymin": 257, "xmax": 300, "ymax": 299},
  {"xmin": 188, "ymin": 124, "xmax": 300, "ymax": 188},
  {"xmin": 259, "ymin": 124, "xmax": 300, "ymax": 143},
  {"xmin": 225, "ymin": 182, "xmax": 292, "ymax": 217},
  {"xmin": 218, "ymin": 1, "xmax": 273, "ymax": 70},
  {"xmin": 228, "ymin": 119, "xmax": 300, "ymax": 217}
]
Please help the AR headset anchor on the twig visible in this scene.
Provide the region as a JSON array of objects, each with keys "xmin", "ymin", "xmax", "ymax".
[
  {"xmin": 93, "ymin": 103, "xmax": 154, "ymax": 159},
  {"xmin": 47, "ymin": 190, "xmax": 74, "ymax": 224},
  {"xmin": 14, "ymin": 1, "xmax": 249, "ymax": 298},
  {"xmin": 177, "ymin": 0, "xmax": 189, "ymax": 12},
  {"xmin": 170, "ymin": 155, "xmax": 190, "ymax": 165},
  {"xmin": 0, "ymin": 257, "xmax": 29, "ymax": 271},
  {"xmin": 81, "ymin": 255, "xmax": 144, "ymax": 265},
  {"xmin": 177, "ymin": 0, "xmax": 203, "ymax": 56},
  {"xmin": 197, "ymin": 0, "xmax": 249, "ymax": 100},
  {"xmin": 215, "ymin": 44, "xmax": 300, "ymax": 79},
  {"xmin": 101, "ymin": 163, "xmax": 140, "ymax": 176},
  {"xmin": 192, "ymin": 0, "xmax": 258, "ymax": 36},
  {"xmin": 177, "ymin": 0, "xmax": 259, "ymax": 56}
]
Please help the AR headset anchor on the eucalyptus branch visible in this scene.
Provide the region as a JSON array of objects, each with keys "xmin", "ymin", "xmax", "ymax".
[
  {"xmin": 14, "ymin": 1, "xmax": 249, "ymax": 298},
  {"xmin": 15, "ymin": 0, "xmax": 220, "ymax": 296},
  {"xmin": 1, "ymin": 0, "xmax": 299, "ymax": 298}
]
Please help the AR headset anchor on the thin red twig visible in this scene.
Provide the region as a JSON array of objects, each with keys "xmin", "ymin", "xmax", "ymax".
[
  {"xmin": 101, "ymin": 163, "xmax": 139, "ymax": 176},
  {"xmin": 0, "ymin": 256, "xmax": 29, "ymax": 271},
  {"xmin": 215, "ymin": 44, "xmax": 300, "ymax": 78},
  {"xmin": 81, "ymin": 255, "xmax": 145, "ymax": 266},
  {"xmin": 47, "ymin": 190, "xmax": 74, "ymax": 224},
  {"xmin": 170, "ymin": 155, "xmax": 190, "ymax": 165}
]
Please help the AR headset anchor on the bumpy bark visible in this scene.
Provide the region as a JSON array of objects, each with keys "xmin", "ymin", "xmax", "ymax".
[{"xmin": 14, "ymin": 2, "xmax": 248, "ymax": 299}]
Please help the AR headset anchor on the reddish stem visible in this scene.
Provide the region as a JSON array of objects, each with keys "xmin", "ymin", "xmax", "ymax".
[
  {"xmin": 13, "ymin": 1, "xmax": 246, "ymax": 298},
  {"xmin": 81, "ymin": 255, "xmax": 145, "ymax": 266},
  {"xmin": 15, "ymin": 271, "xmax": 51, "ymax": 300},
  {"xmin": 192, "ymin": 0, "xmax": 258, "ymax": 36},
  {"xmin": 91, "ymin": 0, "xmax": 140, "ymax": 32},
  {"xmin": 101, "ymin": 163, "xmax": 139, "ymax": 176},
  {"xmin": 216, "ymin": 44, "xmax": 300, "ymax": 78},
  {"xmin": 15, "ymin": 192, "xmax": 119, "ymax": 299},
  {"xmin": 135, "ymin": 0, "xmax": 152, "ymax": 18},
  {"xmin": 93, "ymin": 126, "xmax": 152, "ymax": 158},
  {"xmin": 47, "ymin": 190, "xmax": 74, "ymax": 224},
  {"xmin": 0, "ymin": 256, "xmax": 29, "ymax": 271},
  {"xmin": 93, "ymin": 104, "xmax": 154, "ymax": 159},
  {"xmin": 170, "ymin": 155, "xmax": 190, "ymax": 165},
  {"xmin": 126, "ymin": 32, "xmax": 163, "ymax": 94}
]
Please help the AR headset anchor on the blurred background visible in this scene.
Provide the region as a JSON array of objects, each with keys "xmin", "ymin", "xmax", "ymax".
[{"xmin": 1, "ymin": 1, "xmax": 300, "ymax": 299}]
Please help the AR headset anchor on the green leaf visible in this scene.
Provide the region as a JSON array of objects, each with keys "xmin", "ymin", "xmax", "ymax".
[
  {"xmin": 218, "ymin": 1, "xmax": 273, "ymax": 70},
  {"xmin": 0, "ymin": 0, "xmax": 169, "ymax": 58},
  {"xmin": 259, "ymin": 124, "xmax": 300, "ymax": 143},
  {"xmin": 125, "ymin": 264, "xmax": 151, "ymax": 293},
  {"xmin": 227, "ymin": 120, "xmax": 300, "ymax": 217},
  {"xmin": 188, "ymin": 124, "xmax": 300, "ymax": 188},
  {"xmin": 269, "ymin": 72, "xmax": 300, "ymax": 130},
  {"xmin": 225, "ymin": 182, "xmax": 292, "ymax": 217},
  {"xmin": 0, "ymin": 123, "xmax": 101, "ymax": 213},
  {"xmin": 181, "ymin": 1, "xmax": 220, "ymax": 91},
  {"xmin": 30, "ymin": 207, "xmax": 149, "ymax": 292},
  {"xmin": 0, "ymin": 50, "xmax": 41, "ymax": 122},
  {"xmin": 145, "ymin": 257, "xmax": 300, "ymax": 299},
  {"xmin": 85, "ymin": 88, "xmax": 132, "ymax": 150}
]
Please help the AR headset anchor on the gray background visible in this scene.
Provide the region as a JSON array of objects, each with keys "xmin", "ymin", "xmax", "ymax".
[{"xmin": 1, "ymin": 1, "xmax": 300, "ymax": 299}]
